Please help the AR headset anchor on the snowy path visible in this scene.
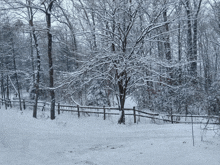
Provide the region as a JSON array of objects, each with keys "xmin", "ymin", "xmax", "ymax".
[{"xmin": 0, "ymin": 109, "xmax": 220, "ymax": 165}]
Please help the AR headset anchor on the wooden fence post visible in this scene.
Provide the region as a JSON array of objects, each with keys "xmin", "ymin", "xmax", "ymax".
[
  {"xmin": 23, "ymin": 99, "xmax": 26, "ymax": 110},
  {"xmin": 5, "ymin": 99, "xmax": 7, "ymax": 110},
  {"xmin": 171, "ymin": 114, "xmax": 173, "ymax": 124},
  {"xmin": 9, "ymin": 99, "xmax": 12, "ymax": 108},
  {"xmin": 5, "ymin": 99, "xmax": 7, "ymax": 107},
  {"xmin": 103, "ymin": 106, "xmax": 106, "ymax": 120},
  {"xmin": 77, "ymin": 105, "xmax": 80, "ymax": 118},
  {"xmin": 42, "ymin": 103, "xmax": 46, "ymax": 111},
  {"xmin": 171, "ymin": 108, "xmax": 173, "ymax": 124},
  {"xmin": 58, "ymin": 103, "xmax": 60, "ymax": 115},
  {"xmin": 191, "ymin": 114, "xmax": 195, "ymax": 146},
  {"xmin": 133, "ymin": 106, "xmax": 136, "ymax": 123}
]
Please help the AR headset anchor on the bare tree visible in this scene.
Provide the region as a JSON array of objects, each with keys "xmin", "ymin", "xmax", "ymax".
[
  {"xmin": 26, "ymin": 0, "xmax": 42, "ymax": 118},
  {"xmin": 65, "ymin": 0, "xmax": 174, "ymax": 124},
  {"xmin": 41, "ymin": 0, "xmax": 56, "ymax": 120}
]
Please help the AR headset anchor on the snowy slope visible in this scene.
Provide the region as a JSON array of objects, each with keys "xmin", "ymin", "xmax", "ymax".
[{"xmin": 0, "ymin": 108, "xmax": 220, "ymax": 165}]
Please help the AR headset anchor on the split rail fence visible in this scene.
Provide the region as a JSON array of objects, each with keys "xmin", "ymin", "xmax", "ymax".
[{"xmin": 0, "ymin": 98, "xmax": 219, "ymax": 125}]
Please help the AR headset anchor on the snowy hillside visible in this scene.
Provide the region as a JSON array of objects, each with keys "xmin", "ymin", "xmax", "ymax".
[{"xmin": 0, "ymin": 108, "xmax": 220, "ymax": 165}]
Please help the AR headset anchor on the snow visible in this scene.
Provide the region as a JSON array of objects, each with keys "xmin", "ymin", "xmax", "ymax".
[
  {"xmin": 0, "ymin": 108, "xmax": 220, "ymax": 165},
  {"xmin": 124, "ymin": 97, "xmax": 137, "ymax": 108}
]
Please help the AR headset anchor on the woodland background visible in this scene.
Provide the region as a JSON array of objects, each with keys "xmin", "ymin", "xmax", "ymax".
[{"xmin": 0, "ymin": 0, "xmax": 220, "ymax": 121}]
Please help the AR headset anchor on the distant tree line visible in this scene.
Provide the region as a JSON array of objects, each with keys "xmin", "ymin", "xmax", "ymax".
[{"xmin": 0, "ymin": 0, "xmax": 220, "ymax": 123}]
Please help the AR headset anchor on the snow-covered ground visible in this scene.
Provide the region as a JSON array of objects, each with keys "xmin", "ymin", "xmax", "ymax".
[{"xmin": 0, "ymin": 107, "xmax": 220, "ymax": 165}]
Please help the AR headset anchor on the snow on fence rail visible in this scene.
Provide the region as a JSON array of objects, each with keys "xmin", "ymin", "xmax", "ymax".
[
  {"xmin": 0, "ymin": 98, "xmax": 219, "ymax": 124},
  {"xmin": 57, "ymin": 104, "xmax": 159, "ymax": 123}
]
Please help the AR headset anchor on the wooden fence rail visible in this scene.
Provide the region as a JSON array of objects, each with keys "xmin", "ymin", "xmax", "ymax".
[{"xmin": 0, "ymin": 98, "xmax": 219, "ymax": 125}]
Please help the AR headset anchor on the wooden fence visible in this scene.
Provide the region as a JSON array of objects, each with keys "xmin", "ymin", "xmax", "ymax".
[
  {"xmin": 57, "ymin": 103, "xmax": 159, "ymax": 123},
  {"xmin": 0, "ymin": 98, "xmax": 219, "ymax": 125}
]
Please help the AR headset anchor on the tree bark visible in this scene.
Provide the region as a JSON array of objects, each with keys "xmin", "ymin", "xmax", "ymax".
[
  {"xmin": 117, "ymin": 70, "xmax": 130, "ymax": 124},
  {"xmin": 178, "ymin": 17, "xmax": 182, "ymax": 85},
  {"xmin": 6, "ymin": 75, "xmax": 9, "ymax": 101},
  {"xmin": 192, "ymin": 0, "xmax": 202, "ymax": 79},
  {"xmin": 1, "ymin": 63, "xmax": 5, "ymax": 106},
  {"xmin": 12, "ymin": 39, "xmax": 22, "ymax": 111},
  {"xmin": 26, "ymin": 0, "xmax": 42, "ymax": 118},
  {"xmin": 45, "ymin": 1, "xmax": 55, "ymax": 120},
  {"xmin": 30, "ymin": 32, "xmax": 35, "ymax": 86},
  {"xmin": 117, "ymin": 80, "xmax": 126, "ymax": 124},
  {"xmin": 163, "ymin": 2, "xmax": 171, "ymax": 61},
  {"xmin": 186, "ymin": 0, "xmax": 193, "ymax": 78},
  {"xmin": 162, "ymin": 1, "xmax": 172, "ymax": 87}
]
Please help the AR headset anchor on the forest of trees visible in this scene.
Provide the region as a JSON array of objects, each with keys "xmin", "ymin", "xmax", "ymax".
[{"xmin": 0, "ymin": 0, "xmax": 220, "ymax": 122}]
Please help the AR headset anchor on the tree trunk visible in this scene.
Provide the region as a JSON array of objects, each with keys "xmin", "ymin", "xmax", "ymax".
[
  {"xmin": 117, "ymin": 71, "xmax": 130, "ymax": 124},
  {"xmin": 32, "ymin": 26, "xmax": 41, "ymax": 118},
  {"xmin": 192, "ymin": 18, "xmax": 197, "ymax": 78},
  {"xmin": 191, "ymin": 0, "xmax": 202, "ymax": 80},
  {"xmin": 91, "ymin": 3, "xmax": 97, "ymax": 50},
  {"xmin": 163, "ymin": 6, "xmax": 171, "ymax": 61},
  {"xmin": 117, "ymin": 81, "xmax": 126, "ymax": 124},
  {"xmin": 6, "ymin": 75, "xmax": 9, "ymax": 101},
  {"xmin": 12, "ymin": 41, "xmax": 22, "ymax": 111},
  {"xmin": 1, "ymin": 71, "xmax": 5, "ymax": 106},
  {"xmin": 178, "ymin": 18, "xmax": 182, "ymax": 85},
  {"xmin": 46, "ymin": 2, "xmax": 55, "ymax": 120},
  {"xmin": 186, "ymin": 0, "xmax": 193, "ymax": 78},
  {"xmin": 27, "ymin": 0, "xmax": 41, "ymax": 118},
  {"xmin": 30, "ymin": 32, "xmax": 35, "ymax": 86},
  {"xmin": 163, "ymin": 2, "xmax": 172, "ymax": 87}
]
